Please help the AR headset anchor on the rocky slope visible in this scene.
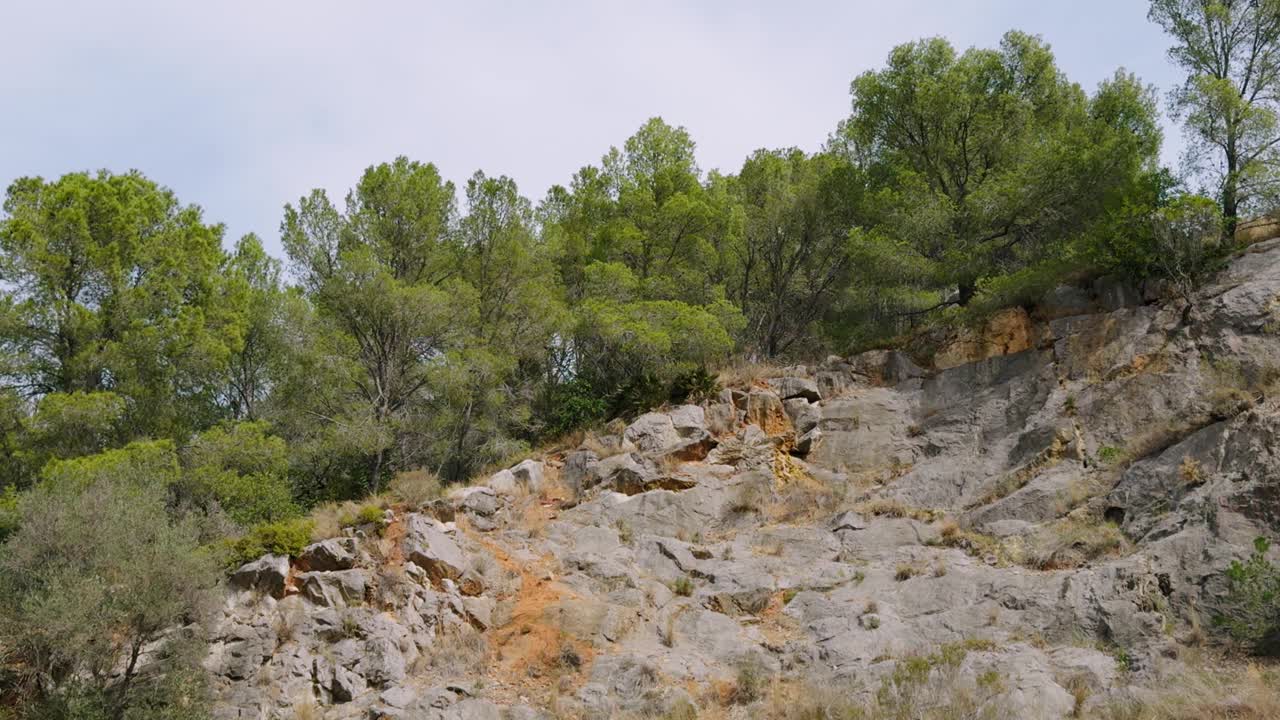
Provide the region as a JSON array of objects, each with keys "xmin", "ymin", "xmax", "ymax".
[{"xmin": 206, "ymin": 239, "xmax": 1280, "ymax": 719}]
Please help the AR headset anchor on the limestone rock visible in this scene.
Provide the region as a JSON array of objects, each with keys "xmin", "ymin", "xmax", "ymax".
[
  {"xmin": 229, "ymin": 554, "xmax": 289, "ymax": 598},
  {"xmin": 300, "ymin": 537, "xmax": 358, "ymax": 572},
  {"xmin": 768, "ymin": 376, "xmax": 822, "ymax": 402},
  {"xmin": 402, "ymin": 514, "xmax": 466, "ymax": 583}
]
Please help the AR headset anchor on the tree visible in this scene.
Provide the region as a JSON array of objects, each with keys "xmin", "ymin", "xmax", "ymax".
[
  {"xmin": 221, "ymin": 234, "xmax": 289, "ymax": 422},
  {"xmin": 731, "ymin": 149, "xmax": 863, "ymax": 357},
  {"xmin": 0, "ymin": 441, "xmax": 217, "ymax": 719},
  {"xmin": 540, "ymin": 120, "xmax": 743, "ymax": 420},
  {"xmin": 1150, "ymin": 0, "xmax": 1280, "ymax": 230},
  {"xmin": 178, "ymin": 421, "xmax": 297, "ymax": 527},
  {"xmin": 0, "ymin": 171, "xmax": 241, "ymax": 440},
  {"xmin": 841, "ymin": 33, "xmax": 1161, "ymax": 326},
  {"xmin": 426, "ymin": 171, "xmax": 565, "ymax": 481},
  {"xmin": 281, "ymin": 157, "xmax": 463, "ymax": 493}
]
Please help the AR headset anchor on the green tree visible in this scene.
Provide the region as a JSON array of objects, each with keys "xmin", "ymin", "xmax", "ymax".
[
  {"xmin": 428, "ymin": 172, "xmax": 566, "ymax": 481},
  {"xmin": 221, "ymin": 234, "xmax": 289, "ymax": 422},
  {"xmin": 841, "ymin": 33, "xmax": 1160, "ymax": 326},
  {"xmin": 731, "ymin": 149, "xmax": 863, "ymax": 357},
  {"xmin": 1150, "ymin": 0, "xmax": 1280, "ymax": 230},
  {"xmin": 0, "ymin": 171, "xmax": 241, "ymax": 440},
  {"xmin": 0, "ymin": 441, "xmax": 217, "ymax": 719},
  {"xmin": 541, "ymin": 121, "xmax": 743, "ymax": 419},
  {"xmin": 178, "ymin": 421, "xmax": 297, "ymax": 527},
  {"xmin": 281, "ymin": 157, "xmax": 463, "ymax": 493}
]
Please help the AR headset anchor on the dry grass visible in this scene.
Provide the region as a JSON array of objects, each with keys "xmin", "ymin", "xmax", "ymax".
[
  {"xmin": 854, "ymin": 498, "xmax": 939, "ymax": 523},
  {"xmin": 580, "ymin": 431, "xmax": 628, "ymax": 460},
  {"xmin": 717, "ymin": 359, "xmax": 786, "ymax": 388},
  {"xmin": 1098, "ymin": 653, "xmax": 1280, "ymax": 720},
  {"xmin": 758, "ymin": 640, "xmax": 1010, "ymax": 720},
  {"xmin": 934, "ymin": 519, "xmax": 1005, "ymax": 563},
  {"xmin": 1020, "ymin": 517, "xmax": 1127, "ymax": 570},
  {"xmin": 389, "ymin": 469, "xmax": 443, "ymax": 507},
  {"xmin": 1179, "ymin": 456, "xmax": 1206, "ymax": 487},
  {"xmin": 416, "ymin": 625, "xmax": 490, "ymax": 677}
]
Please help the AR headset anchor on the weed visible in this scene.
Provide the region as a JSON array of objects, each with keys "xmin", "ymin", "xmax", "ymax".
[{"xmin": 670, "ymin": 575, "xmax": 695, "ymax": 597}]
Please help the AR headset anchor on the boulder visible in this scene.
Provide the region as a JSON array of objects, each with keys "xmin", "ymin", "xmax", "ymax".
[
  {"xmin": 299, "ymin": 537, "xmax": 358, "ymax": 572},
  {"xmin": 563, "ymin": 449, "xmax": 601, "ymax": 496},
  {"xmin": 511, "ymin": 459, "xmax": 545, "ymax": 493},
  {"xmin": 768, "ymin": 376, "xmax": 822, "ymax": 402},
  {"xmin": 784, "ymin": 398, "xmax": 820, "ymax": 435},
  {"xmin": 402, "ymin": 514, "xmax": 466, "ymax": 583},
  {"xmin": 487, "ymin": 469, "xmax": 518, "ymax": 495},
  {"xmin": 299, "ymin": 569, "xmax": 368, "ymax": 608},
  {"xmin": 745, "ymin": 389, "xmax": 789, "ymax": 435},
  {"xmin": 624, "ymin": 412, "xmax": 681, "ymax": 453},
  {"xmin": 229, "ymin": 554, "xmax": 289, "ymax": 598}
]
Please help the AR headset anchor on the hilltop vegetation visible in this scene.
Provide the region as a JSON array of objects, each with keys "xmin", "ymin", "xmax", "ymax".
[{"xmin": 3, "ymin": 3, "xmax": 1280, "ymax": 717}]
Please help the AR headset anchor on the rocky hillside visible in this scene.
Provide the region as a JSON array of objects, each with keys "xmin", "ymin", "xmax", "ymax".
[{"xmin": 206, "ymin": 239, "xmax": 1280, "ymax": 719}]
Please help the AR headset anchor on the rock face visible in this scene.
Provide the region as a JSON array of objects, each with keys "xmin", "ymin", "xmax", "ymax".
[{"xmin": 206, "ymin": 239, "xmax": 1280, "ymax": 719}]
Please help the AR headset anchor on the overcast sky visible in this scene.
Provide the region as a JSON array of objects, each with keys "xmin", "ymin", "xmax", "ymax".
[{"xmin": 1, "ymin": 1, "xmax": 1181, "ymax": 256}]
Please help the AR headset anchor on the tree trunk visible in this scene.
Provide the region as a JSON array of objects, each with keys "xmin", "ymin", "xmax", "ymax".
[
  {"xmin": 1224, "ymin": 134, "xmax": 1240, "ymax": 238},
  {"xmin": 957, "ymin": 281, "xmax": 976, "ymax": 307}
]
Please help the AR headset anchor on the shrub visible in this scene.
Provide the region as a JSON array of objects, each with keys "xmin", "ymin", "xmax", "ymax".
[
  {"xmin": 0, "ymin": 485, "xmax": 19, "ymax": 541},
  {"xmin": 178, "ymin": 422, "xmax": 298, "ymax": 527},
  {"xmin": 543, "ymin": 378, "xmax": 610, "ymax": 437},
  {"xmin": 670, "ymin": 575, "xmax": 695, "ymax": 596},
  {"xmin": 1217, "ymin": 537, "xmax": 1280, "ymax": 656},
  {"xmin": 389, "ymin": 469, "xmax": 443, "ymax": 507},
  {"xmin": 224, "ymin": 518, "xmax": 315, "ymax": 568},
  {"xmin": 357, "ymin": 503, "xmax": 385, "ymax": 525},
  {"xmin": 730, "ymin": 658, "xmax": 765, "ymax": 705},
  {"xmin": 0, "ymin": 450, "xmax": 218, "ymax": 719},
  {"xmin": 670, "ymin": 366, "xmax": 720, "ymax": 404}
]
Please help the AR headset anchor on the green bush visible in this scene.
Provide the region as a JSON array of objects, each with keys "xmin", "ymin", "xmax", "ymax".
[
  {"xmin": 669, "ymin": 366, "xmax": 720, "ymax": 404},
  {"xmin": 357, "ymin": 504, "xmax": 384, "ymax": 525},
  {"xmin": 1217, "ymin": 536, "xmax": 1280, "ymax": 655},
  {"xmin": 0, "ymin": 447, "xmax": 217, "ymax": 719},
  {"xmin": 179, "ymin": 422, "xmax": 299, "ymax": 527},
  {"xmin": 224, "ymin": 518, "xmax": 315, "ymax": 569},
  {"xmin": 543, "ymin": 378, "xmax": 610, "ymax": 437},
  {"xmin": 0, "ymin": 485, "xmax": 19, "ymax": 542}
]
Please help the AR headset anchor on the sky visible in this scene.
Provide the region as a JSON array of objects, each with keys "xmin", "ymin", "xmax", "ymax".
[{"xmin": 1, "ymin": 1, "xmax": 1183, "ymax": 257}]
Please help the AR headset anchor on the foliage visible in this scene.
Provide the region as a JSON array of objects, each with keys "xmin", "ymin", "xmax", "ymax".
[
  {"xmin": 178, "ymin": 421, "xmax": 298, "ymax": 527},
  {"xmin": 222, "ymin": 517, "xmax": 315, "ymax": 568},
  {"xmin": 1150, "ymin": 0, "xmax": 1280, "ymax": 227},
  {"xmin": 0, "ymin": 445, "xmax": 217, "ymax": 718},
  {"xmin": 0, "ymin": 171, "xmax": 242, "ymax": 440},
  {"xmin": 1217, "ymin": 536, "xmax": 1280, "ymax": 655},
  {"xmin": 730, "ymin": 148, "xmax": 864, "ymax": 357},
  {"xmin": 838, "ymin": 33, "xmax": 1161, "ymax": 338}
]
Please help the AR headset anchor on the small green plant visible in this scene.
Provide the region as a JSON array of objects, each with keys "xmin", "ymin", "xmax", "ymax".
[
  {"xmin": 670, "ymin": 575, "xmax": 695, "ymax": 597},
  {"xmin": 730, "ymin": 658, "xmax": 764, "ymax": 705},
  {"xmin": 865, "ymin": 615, "xmax": 881, "ymax": 630},
  {"xmin": 1113, "ymin": 647, "xmax": 1132, "ymax": 673},
  {"xmin": 224, "ymin": 518, "xmax": 315, "ymax": 568},
  {"xmin": 1097, "ymin": 446, "xmax": 1124, "ymax": 465},
  {"xmin": 977, "ymin": 670, "xmax": 1004, "ymax": 691},
  {"xmin": 357, "ymin": 503, "xmax": 384, "ymax": 525},
  {"xmin": 1216, "ymin": 536, "xmax": 1280, "ymax": 656}
]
